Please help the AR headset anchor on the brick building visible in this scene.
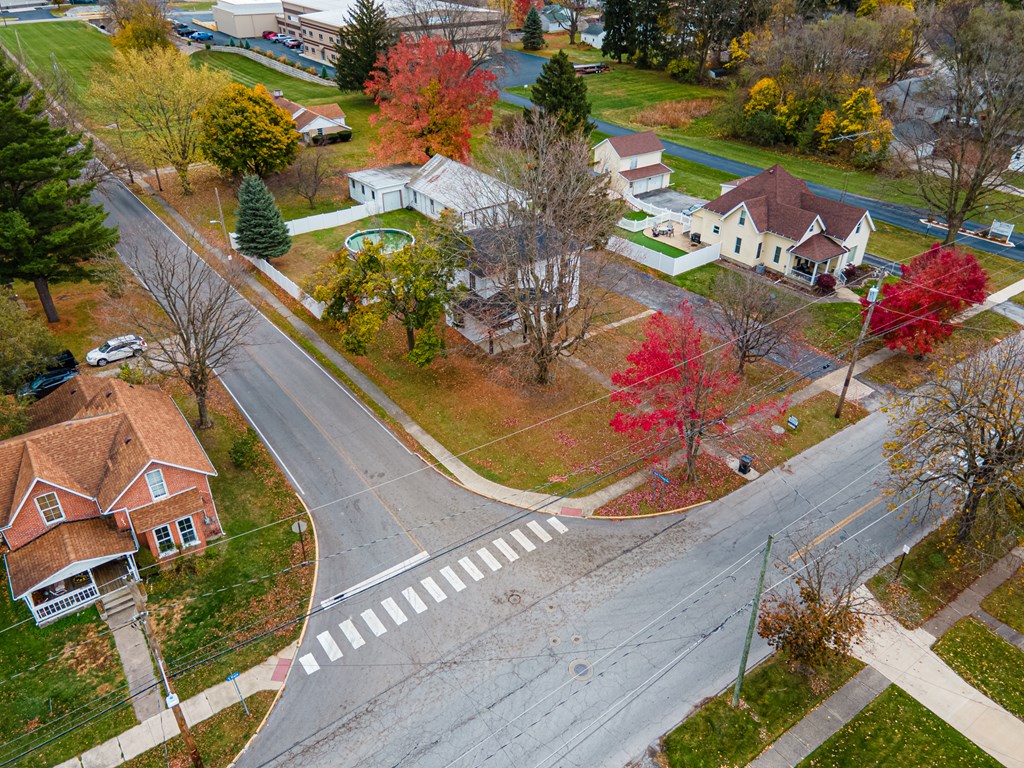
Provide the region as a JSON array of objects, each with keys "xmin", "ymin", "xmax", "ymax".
[{"xmin": 0, "ymin": 379, "xmax": 221, "ymax": 626}]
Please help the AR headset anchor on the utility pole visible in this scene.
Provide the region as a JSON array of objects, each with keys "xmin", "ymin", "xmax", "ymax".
[
  {"xmin": 835, "ymin": 276, "xmax": 882, "ymax": 419},
  {"xmin": 732, "ymin": 534, "xmax": 773, "ymax": 708},
  {"xmin": 132, "ymin": 588, "xmax": 205, "ymax": 768}
]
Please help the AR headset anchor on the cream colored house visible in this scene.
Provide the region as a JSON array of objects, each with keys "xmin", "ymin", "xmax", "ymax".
[
  {"xmin": 592, "ymin": 131, "xmax": 672, "ymax": 196},
  {"xmin": 689, "ymin": 165, "xmax": 873, "ymax": 286}
]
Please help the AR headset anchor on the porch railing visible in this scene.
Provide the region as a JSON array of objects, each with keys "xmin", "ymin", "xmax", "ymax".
[
  {"xmin": 34, "ymin": 584, "xmax": 100, "ymax": 623},
  {"xmin": 788, "ymin": 269, "xmax": 817, "ymax": 286}
]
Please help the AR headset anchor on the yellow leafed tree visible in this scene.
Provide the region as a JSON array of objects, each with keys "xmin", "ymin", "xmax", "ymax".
[{"xmin": 198, "ymin": 83, "xmax": 299, "ymax": 178}]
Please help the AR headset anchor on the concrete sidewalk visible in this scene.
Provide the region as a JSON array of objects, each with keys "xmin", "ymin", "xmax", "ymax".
[{"xmin": 54, "ymin": 643, "xmax": 296, "ymax": 768}]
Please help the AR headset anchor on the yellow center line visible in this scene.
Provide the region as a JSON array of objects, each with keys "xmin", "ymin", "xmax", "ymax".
[{"xmin": 788, "ymin": 495, "xmax": 884, "ymax": 562}]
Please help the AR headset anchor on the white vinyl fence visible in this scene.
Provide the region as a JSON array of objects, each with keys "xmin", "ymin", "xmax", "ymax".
[
  {"xmin": 608, "ymin": 236, "xmax": 721, "ymax": 277},
  {"xmin": 285, "ymin": 201, "xmax": 383, "ymax": 236},
  {"xmin": 242, "ymin": 254, "xmax": 327, "ymax": 319},
  {"xmin": 624, "ymin": 191, "xmax": 692, "ymax": 230},
  {"xmin": 616, "ymin": 214, "xmax": 663, "ymax": 232}
]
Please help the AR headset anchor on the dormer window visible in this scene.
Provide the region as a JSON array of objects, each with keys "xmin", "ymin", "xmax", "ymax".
[
  {"xmin": 738, "ymin": 210, "xmax": 746, "ymax": 226},
  {"xmin": 146, "ymin": 469, "xmax": 168, "ymax": 500},
  {"xmin": 35, "ymin": 492, "xmax": 64, "ymax": 524}
]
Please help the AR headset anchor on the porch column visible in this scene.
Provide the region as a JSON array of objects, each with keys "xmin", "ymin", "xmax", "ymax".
[{"xmin": 811, "ymin": 262, "xmax": 819, "ymax": 284}]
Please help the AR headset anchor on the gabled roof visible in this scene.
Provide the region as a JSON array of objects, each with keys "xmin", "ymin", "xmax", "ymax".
[
  {"xmin": 0, "ymin": 379, "xmax": 216, "ymax": 528},
  {"xmin": 130, "ymin": 488, "xmax": 204, "ymax": 533},
  {"xmin": 583, "ymin": 22, "xmax": 604, "ymax": 34},
  {"xmin": 5, "ymin": 517, "xmax": 136, "ymax": 599},
  {"xmin": 620, "ymin": 162, "xmax": 672, "ymax": 181},
  {"xmin": 271, "ymin": 94, "xmax": 351, "ymax": 133},
  {"xmin": 464, "ymin": 224, "xmax": 571, "ymax": 275},
  {"xmin": 701, "ymin": 165, "xmax": 869, "ymax": 242},
  {"xmin": 602, "ymin": 131, "xmax": 664, "ymax": 159},
  {"xmin": 788, "ymin": 233, "xmax": 848, "ymax": 263},
  {"xmin": 407, "ymin": 155, "xmax": 524, "ymax": 214}
]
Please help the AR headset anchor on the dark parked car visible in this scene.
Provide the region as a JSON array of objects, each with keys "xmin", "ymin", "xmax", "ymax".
[
  {"xmin": 284, "ymin": 38, "xmax": 302, "ymax": 49},
  {"xmin": 17, "ymin": 368, "xmax": 79, "ymax": 401},
  {"xmin": 176, "ymin": 27, "xmax": 195, "ymax": 37}
]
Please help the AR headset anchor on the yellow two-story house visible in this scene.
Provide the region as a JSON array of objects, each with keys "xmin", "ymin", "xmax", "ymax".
[{"xmin": 690, "ymin": 165, "xmax": 874, "ymax": 286}]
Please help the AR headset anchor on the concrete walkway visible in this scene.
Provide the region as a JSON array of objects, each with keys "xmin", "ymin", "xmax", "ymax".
[
  {"xmin": 105, "ymin": 606, "xmax": 162, "ymax": 723},
  {"xmin": 54, "ymin": 643, "xmax": 296, "ymax": 768}
]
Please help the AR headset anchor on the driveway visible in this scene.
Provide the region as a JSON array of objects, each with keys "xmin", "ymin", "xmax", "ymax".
[{"xmin": 499, "ymin": 50, "xmax": 1024, "ymax": 258}]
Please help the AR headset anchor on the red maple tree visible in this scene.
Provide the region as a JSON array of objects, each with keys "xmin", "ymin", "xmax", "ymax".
[
  {"xmin": 365, "ymin": 36, "xmax": 497, "ymax": 164},
  {"xmin": 610, "ymin": 303, "xmax": 779, "ymax": 483},
  {"xmin": 512, "ymin": 0, "xmax": 543, "ymax": 27},
  {"xmin": 867, "ymin": 244, "xmax": 989, "ymax": 355}
]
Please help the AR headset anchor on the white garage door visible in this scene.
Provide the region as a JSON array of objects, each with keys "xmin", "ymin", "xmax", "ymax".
[
  {"xmin": 632, "ymin": 178, "xmax": 650, "ymax": 195},
  {"xmin": 382, "ymin": 190, "xmax": 402, "ymax": 211}
]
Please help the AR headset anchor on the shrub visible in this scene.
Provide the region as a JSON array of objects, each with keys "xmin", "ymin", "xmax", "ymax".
[
  {"xmin": 204, "ymin": 43, "xmax": 211, "ymax": 50},
  {"xmin": 666, "ymin": 57, "xmax": 698, "ymax": 83},
  {"xmin": 742, "ymin": 110, "xmax": 786, "ymax": 146},
  {"xmin": 320, "ymin": 66, "xmax": 329, "ymax": 78},
  {"xmin": 843, "ymin": 263, "xmax": 860, "ymax": 281},
  {"xmin": 243, "ymin": 39, "xmax": 251, "ymax": 49},
  {"xmin": 816, "ymin": 273, "xmax": 837, "ymax": 294},
  {"xmin": 229, "ymin": 427, "xmax": 262, "ymax": 470},
  {"xmin": 117, "ymin": 363, "xmax": 147, "ymax": 385}
]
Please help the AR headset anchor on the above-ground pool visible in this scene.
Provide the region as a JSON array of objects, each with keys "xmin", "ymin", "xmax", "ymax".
[{"xmin": 344, "ymin": 228, "xmax": 415, "ymax": 254}]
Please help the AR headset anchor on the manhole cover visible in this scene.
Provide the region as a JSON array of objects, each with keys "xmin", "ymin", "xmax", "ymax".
[
  {"xmin": 507, "ymin": 591, "xmax": 522, "ymax": 605},
  {"xmin": 569, "ymin": 659, "xmax": 593, "ymax": 681}
]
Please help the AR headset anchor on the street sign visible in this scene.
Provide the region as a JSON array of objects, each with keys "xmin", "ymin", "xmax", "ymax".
[
  {"xmin": 787, "ymin": 416, "xmax": 799, "ymax": 430},
  {"xmin": 651, "ymin": 470, "xmax": 670, "ymax": 484},
  {"xmin": 226, "ymin": 671, "xmax": 240, "ymax": 682},
  {"xmin": 165, "ymin": 693, "xmax": 179, "ymax": 708},
  {"xmin": 290, "ymin": 520, "xmax": 308, "ymax": 534},
  {"xmin": 990, "ymin": 220, "xmax": 1015, "ymax": 241},
  {"xmin": 903, "ymin": 544, "xmax": 911, "ymax": 555}
]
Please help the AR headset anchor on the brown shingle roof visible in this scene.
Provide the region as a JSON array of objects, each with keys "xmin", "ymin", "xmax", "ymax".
[
  {"xmin": 272, "ymin": 94, "xmax": 349, "ymax": 132},
  {"xmin": 788, "ymin": 233, "xmax": 849, "ymax": 263},
  {"xmin": 606, "ymin": 131, "xmax": 664, "ymax": 158},
  {"xmin": 129, "ymin": 488, "xmax": 204, "ymax": 533},
  {"xmin": 5, "ymin": 518, "xmax": 136, "ymax": 598},
  {"xmin": 702, "ymin": 165, "xmax": 868, "ymax": 242},
  {"xmin": 620, "ymin": 162, "xmax": 673, "ymax": 181},
  {"xmin": 0, "ymin": 380, "xmax": 215, "ymax": 527}
]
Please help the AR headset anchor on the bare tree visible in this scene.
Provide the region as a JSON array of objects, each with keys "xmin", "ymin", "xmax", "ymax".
[
  {"xmin": 714, "ymin": 270, "xmax": 803, "ymax": 374},
  {"xmin": 121, "ymin": 233, "xmax": 260, "ymax": 428},
  {"xmin": 293, "ymin": 148, "xmax": 333, "ymax": 209},
  {"xmin": 758, "ymin": 538, "xmax": 873, "ymax": 674},
  {"xmin": 899, "ymin": 2, "xmax": 1024, "ymax": 241},
  {"xmin": 393, "ymin": 0, "xmax": 504, "ymax": 67},
  {"xmin": 553, "ymin": 1, "xmax": 587, "ymax": 45},
  {"xmin": 884, "ymin": 334, "xmax": 1024, "ymax": 546},
  {"xmin": 474, "ymin": 113, "xmax": 623, "ymax": 385},
  {"xmin": 101, "ymin": 0, "xmax": 169, "ymax": 27}
]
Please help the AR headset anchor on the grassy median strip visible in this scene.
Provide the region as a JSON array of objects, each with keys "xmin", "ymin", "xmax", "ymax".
[
  {"xmin": 661, "ymin": 652, "xmax": 862, "ymax": 768},
  {"xmin": 932, "ymin": 617, "xmax": 1024, "ymax": 720},
  {"xmin": 799, "ymin": 686, "xmax": 1002, "ymax": 767}
]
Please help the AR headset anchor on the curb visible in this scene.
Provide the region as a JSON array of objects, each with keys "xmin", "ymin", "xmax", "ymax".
[
  {"xmin": 594, "ymin": 499, "xmax": 712, "ymax": 521},
  {"xmin": 229, "ymin": 493, "xmax": 319, "ymax": 767}
]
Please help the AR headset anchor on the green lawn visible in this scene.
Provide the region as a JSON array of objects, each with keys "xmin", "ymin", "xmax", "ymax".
[
  {"xmin": 504, "ymin": 34, "xmax": 610, "ymax": 65},
  {"xmin": 662, "ymin": 652, "xmax": 862, "ymax": 768},
  {"xmin": 620, "ymin": 228, "xmax": 688, "ymax": 257},
  {"xmin": 799, "ymin": 686, "xmax": 1002, "ymax": 767},
  {"xmin": 0, "ymin": 21, "xmax": 113, "ymax": 100},
  {"xmin": 932, "ymin": 617, "xmax": 1024, "ymax": 719},
  {"xmin": 868, "ymin": 522, "xmax": 1016, "ymax": 628},
  {"xmin": 190, "ymin": 50, "xmax": 340, "ymax": 103},
  {"xmin": 981, "ymin": 567, "xmax": 1024, "ymax": 634},
  {"xmin": 868, "ymin": 222, "xmax": 1024, "ymax": 293},
  {"xmin": 661, "ymin": 153, "xmax": 736, "ymax": 200},
  {"xmin": 665, "ymin": 261, "xmax": 729, "ymax": 297},
  {"xmin": 0, "ymin": 590, "xmax": 136, "ymax": 768},
  {"xmin": 146, "ymin": 396, "xmax": 311, "ymax": 700},
  {"xmin": 801, "ymin": 302, "xmax": 878, "ymax": 360}
]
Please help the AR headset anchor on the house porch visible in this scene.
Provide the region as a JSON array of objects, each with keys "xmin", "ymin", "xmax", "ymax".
[{"xmin": 26, "ymin": 555, "xmax": 139, "ymax": 626}]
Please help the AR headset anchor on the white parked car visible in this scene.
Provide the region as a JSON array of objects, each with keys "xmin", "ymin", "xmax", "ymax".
[{"xmin": 85, "ymin": 335, "xmax": 148, "ymax": 367}]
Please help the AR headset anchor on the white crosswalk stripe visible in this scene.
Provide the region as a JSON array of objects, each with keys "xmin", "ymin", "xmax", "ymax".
[
  {"xmin": 402, "ymin": 586, "xmax": 428, "ymax": 613},
  {"xmin": 493, "ymin": 537, "xmax": 519, "ymax": 562},
  {"xmin": 299, "ymin": 654, "xmax": 320, "ymax": 675},
  {"xmin": 477, "ymin": 547, "xmax": 502, "ymax": 571},
  {"xmin": 421, "ymin": 576, "xmax": 447, "ymax": 602},
  {"xmin": 317, "ymin": 631, "xmax": 343, "ymax": 661},
  {"xmin": 361, "ymin": 609, "xmax": 388, "ymax": 637},
  {"xmin": 382, "ymin": 597, "xmax": 408, "ymax": 625},
  {"xmin": 459, "ymin": 556, "xmax": 485, "ymax": 581},
  {"xmin": 548, "ymin": 518, "xmax": 569, "ymax": 534},
  {"xmin": 527, "ymin": 520, "xmax": 553, "ymax": 543},
  {"xmin": 339, "ymin": 619, "xmax": 365, "ymax": 649},
  {"xmin": 510, "ymin": 528, "xmax": 536, "ymax": 552},
  {"xmin": 441, "ymin": 566, "xmax": 466, "ymax": 591}
]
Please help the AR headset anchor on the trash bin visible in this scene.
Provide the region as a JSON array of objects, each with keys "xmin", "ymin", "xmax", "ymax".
[{"xmin": 738, "ymin": 454, "xmax": 753, "ymax": 474}]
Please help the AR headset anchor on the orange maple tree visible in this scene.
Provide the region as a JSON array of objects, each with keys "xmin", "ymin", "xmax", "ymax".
[{"xmin": 365, "ymin": 36, "xmax": 497, "ymax": 164}]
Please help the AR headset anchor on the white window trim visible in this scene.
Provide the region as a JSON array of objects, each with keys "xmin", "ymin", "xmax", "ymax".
[
  {"xmin": 35, "ymin": 492, "xmax": 65, "ymax": 525},
  {"xmin": 176, "ymin": 516, "xmax": 200, "ymax": 549},
  {"xmin": 153, "ymin": 524, "xmax": 176, "ymax": 557},
  {"xmin": 145, "ymin": 469, "xmax": 168, "ymax": 501}
]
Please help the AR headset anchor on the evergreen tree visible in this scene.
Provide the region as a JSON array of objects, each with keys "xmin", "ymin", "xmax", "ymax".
[
  {"xmin": 0, "ymin": 60, "xmax": 119, "ymax": 323},
  {"xmin": 602, "ymin": 0, "xmax": 635, "ymax": 62},
  {"xmin": 521, "ymin": 6, "xmax": 544, "ymax": 50},
  {"xmin": 334, "ymin": 0, "xmax": 397, "ymax": 92},
  {"xmin": 234, "ymin": 175, "xmax": 292, "ymax": 260},
  {"xmin": 529, "ymin": 51, "xmax": 593, "ymax": 135},
  {"xmin": 634, "ymin": 0, "xmax": 667, "ymax": 69}
]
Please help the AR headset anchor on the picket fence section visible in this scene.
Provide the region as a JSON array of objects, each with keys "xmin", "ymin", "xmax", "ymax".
[{"xmin": 608, "ymin": 236, "xmax": 721, "ymax": 277}]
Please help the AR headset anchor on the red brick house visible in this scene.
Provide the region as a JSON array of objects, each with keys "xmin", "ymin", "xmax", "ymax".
[{"xmin": 1, "ymin": 378, "xmax": 221, "ymax": 625}]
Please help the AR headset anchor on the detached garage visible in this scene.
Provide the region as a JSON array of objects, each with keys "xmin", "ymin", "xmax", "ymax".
[{"xmin": 347, "ymin": 165, "xmax": 417, "ymax": 213}]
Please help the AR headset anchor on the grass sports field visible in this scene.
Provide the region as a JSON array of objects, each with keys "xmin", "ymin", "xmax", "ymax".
[{"xmin": 0, "ymin": 21, "xmax": 112, "ymax": 98}]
